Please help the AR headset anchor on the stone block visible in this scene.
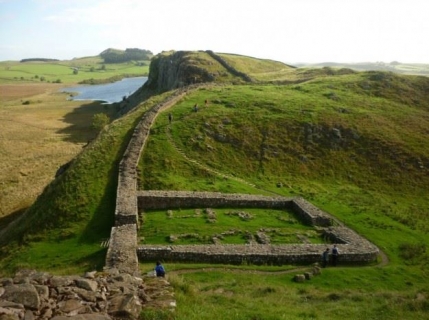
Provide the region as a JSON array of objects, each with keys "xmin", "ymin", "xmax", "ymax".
[
  {"xmin": 2, "ymin": 284, "xmax": 40, "ymax": 310},
  {"xmin": 294, "ymin": 274, "xmax": 306, "ymax": 283}
]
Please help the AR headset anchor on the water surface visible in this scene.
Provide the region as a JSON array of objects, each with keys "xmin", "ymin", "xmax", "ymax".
[{"xmin": 62, "ymin": 76, "xmax": 148, "ymax": 103}]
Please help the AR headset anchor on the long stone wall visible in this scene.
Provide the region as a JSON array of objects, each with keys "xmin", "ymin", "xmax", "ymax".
[
  {"xmin": 205, "ymin": 50, "xmax": 254, "ymax": 83},
  {"xmin": 137, "ymin": 242, "xmax": 378, "ymax": 265},
  {"xmin": 137, "ymin": 191, "xmax": 292, "ymax": 210},
  {"xmin": 106, "ymin": 89, "xmax": 189, "ymax": 273}
]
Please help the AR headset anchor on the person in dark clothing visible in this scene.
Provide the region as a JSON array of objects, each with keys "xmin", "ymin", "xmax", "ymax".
[
  {"xmin": 331, "ymin": 244, "xmax": 339, "ymax": 266},
  {"xmin": 322, "ymin": 248, "xmax": 330, "ymax": 268},
  {"xmin": 155, "ymin": 261, "xmax": 165, "ymax": 277},
  {"xmin": 168, "ymin": 113, "xmax": 172, "ymax": 124}
]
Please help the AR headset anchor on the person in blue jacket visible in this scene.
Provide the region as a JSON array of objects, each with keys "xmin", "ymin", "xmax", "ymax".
[{"xmin": 155, "ymin": 261, "xmax": 165, "ymax": 277}]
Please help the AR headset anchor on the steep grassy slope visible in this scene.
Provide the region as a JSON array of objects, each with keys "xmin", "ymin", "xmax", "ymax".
[
  {"xmin": 217, "ymin": 52, "xmax": 296, "ymax": 81},
  {"xmin": 138, "ymin": 68, "xmax": 429, "ymax": 319},
  {"xmin": 140, "ymin": 70, "xmax": 429, "ymax": 259}
]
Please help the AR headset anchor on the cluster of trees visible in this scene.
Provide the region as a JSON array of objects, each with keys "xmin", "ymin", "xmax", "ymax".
[
  {"xmin": 99, "ymin": 48, "xmax": 153, "ymax": 63},
  {"xmin": 20, "ymin": 58, "xmax": 60, "ymax": 63}
]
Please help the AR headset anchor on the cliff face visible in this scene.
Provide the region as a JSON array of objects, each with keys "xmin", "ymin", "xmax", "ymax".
[
  {"xmin": 144, "ymin": 51, "xmax": 216, "ymax": 93},
  {"xmin": 117, "ymin": 50, "xmax": 255, "ymax": 115}
]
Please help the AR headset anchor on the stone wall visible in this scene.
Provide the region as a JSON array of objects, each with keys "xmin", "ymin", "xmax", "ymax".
[
  {"xmin": 136, "ymin": 192, "xmax": 379, "ymax": 265},
  {"xmin": 106, "ymin": 89, "xmax": 189, "ymax": 273},
  {"xmin": 137, "ymin": 191, "xmax": 336, "ymax": 228},
  {"xmin": 137, "ymin": 190, "xmax": 292, "ymax": 211},
  {"xmin": 205, "ymin": 50, "xmax": 254, "ymax": 83},
  {"xmin": 137, "ymin": 242, "xmax": 378, "ymax": 265},
  {"xmin": 291, "ymin": 197, "xmax": 334, "ymax": 227},
  {"xmin": 105, "ymin": 225, "xmax": 139, "ymax": 275}
]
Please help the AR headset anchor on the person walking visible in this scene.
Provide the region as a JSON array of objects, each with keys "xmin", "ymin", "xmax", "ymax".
[
  {"xmin": 332, "ymin": 244, "xmax": 339, "ymax": 266},
  {"xmin": 168, "ymin": 113, "xmax": 172, "ymax": 124},
  {"xmin": 322, "ymin": 248, "xmax": 330, "ymax": 268}
]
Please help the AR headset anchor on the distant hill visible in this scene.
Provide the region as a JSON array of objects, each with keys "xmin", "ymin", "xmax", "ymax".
[
  {"xmin": 99, "ymin": 48, "xmax": 153, "ymax": 63},
  {"xmin": 20, "ymin": 58, "xmax": 60, "ymax": 63},
  {"xmin": 295, "ymin": 61, "xmax": 429, "ymax": 76}
]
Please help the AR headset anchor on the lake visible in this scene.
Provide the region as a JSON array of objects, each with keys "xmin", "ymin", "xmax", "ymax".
[{"xmin": 61, "ymin": 76, "xmax": 148, "ymax": 104}]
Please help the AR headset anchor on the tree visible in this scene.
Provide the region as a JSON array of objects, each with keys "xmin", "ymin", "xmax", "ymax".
[{"xmin": 92, "ymin": 113, "xmax": 110, "ymax": 131}]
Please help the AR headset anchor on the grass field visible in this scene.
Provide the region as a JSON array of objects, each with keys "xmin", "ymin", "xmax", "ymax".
[
  {"xmin": 0, "ymin": 57, "xmax": 149, "ymax": 84},
  {"xmin": 0, "ymin": 83, "xmax": 114, "ymax": 217},
  {"xmin": 141, "ymin": 207, "xmax": 323, "ymax": 245}
]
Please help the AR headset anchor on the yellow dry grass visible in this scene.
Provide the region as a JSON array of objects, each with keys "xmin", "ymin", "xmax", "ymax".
[{"xmin": 0, "ymin": 83, "xmax": 102, "ymax": 216}]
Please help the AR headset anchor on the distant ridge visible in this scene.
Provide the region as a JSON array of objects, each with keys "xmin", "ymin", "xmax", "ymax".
[
  {"xmin": 295, "ymin": 61, "xmax": 429, "ymax": 76},
  {"xmin": 20, "ymin": 58, "xmax": 60, "ymax": 62}
]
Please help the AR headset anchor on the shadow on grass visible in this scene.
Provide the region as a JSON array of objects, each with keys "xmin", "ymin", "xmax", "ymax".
[
  {"xmin": 78, "ymin": 112, "xmax": 143, "ymax": 244},
  {"xmin": 75, "ymin": 247, "xmax": 109, "ymax": 272},
  {"xmin": 0, "ymin": 207, "xmax": 28, "ymax": 233},
  {"xmin": 78, "ymin": 164, "xmax": 118, "ymax": 244},
  {"xmin": 57, "ymin": 100, "xmax": 118, "ymax": 144}
]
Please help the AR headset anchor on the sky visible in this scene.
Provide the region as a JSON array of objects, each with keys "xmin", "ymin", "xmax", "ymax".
[{"xmin": 0, "ymin": 0, "xmax": 428, "ymax": 64}]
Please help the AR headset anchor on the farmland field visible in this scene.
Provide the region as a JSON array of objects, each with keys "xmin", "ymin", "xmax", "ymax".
[{"xmin": 0, "ymin": 82, "xmax": 114, "ymax": 217}]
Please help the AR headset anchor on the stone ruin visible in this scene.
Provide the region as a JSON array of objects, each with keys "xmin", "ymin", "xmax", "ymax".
[{"xmin": 0, "ymin": 269, "xmax": 174, "ymax": 320}]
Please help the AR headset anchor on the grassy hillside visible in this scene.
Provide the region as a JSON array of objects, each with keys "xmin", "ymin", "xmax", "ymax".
[
  {"xmin": 138, "ymin": 69, "xmax": 429, "ymax": 318},
  {"xmin": 217, "ymin": 52, "xmax": 296, "ymax": 81},
  {"xmin": 0, "ymin": 51, "xmax": 428, "ymax": 319}
]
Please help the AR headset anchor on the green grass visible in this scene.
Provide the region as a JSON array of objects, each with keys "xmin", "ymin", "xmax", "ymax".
[
  {"xmin": 140, "ymin": 207, "xmax": 323, "ymax": 245},
  {"xmin": 165, "ymin": 267, "xmax": 429, "ymax": 320},
  {"xmin": 141, "ymin": 76, "xmax": 429, "ymax": 197},
  {"xmin": 217, "ymin": 52, "xmax": 297, "ymax": 81},
  {"xmin": 0, "ymin": 57, "xmax": 149, "ymax": 84}
]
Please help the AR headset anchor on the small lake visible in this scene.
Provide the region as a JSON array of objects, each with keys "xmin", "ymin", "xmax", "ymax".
[{"xmin": 61, "ymin": 76, "xmax": 148, "ymax": 104}]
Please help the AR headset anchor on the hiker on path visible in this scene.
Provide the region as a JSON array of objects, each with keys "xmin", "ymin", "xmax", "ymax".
[
  {"xmin": 332, "ymin": 244, "xmax": 339, "ymax": 266},
  {"xmin": 155, "ymin": 261, "xmax": 166, "ymax": 277},
  {"xmin": 322, "ymin": 248, "xmax": 330, "ymax": 268}
]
